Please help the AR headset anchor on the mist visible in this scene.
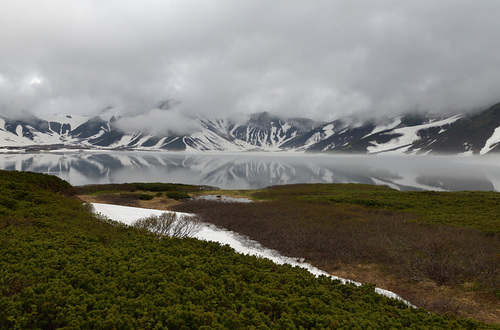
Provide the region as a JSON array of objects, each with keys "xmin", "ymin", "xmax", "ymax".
[
  {"xmin": 1, "ymin": 0, "xmax": 500, "ymax": 132},
  {"xmin": 1, "ymin": 151, "xmax": 499, "ymax": 191}
]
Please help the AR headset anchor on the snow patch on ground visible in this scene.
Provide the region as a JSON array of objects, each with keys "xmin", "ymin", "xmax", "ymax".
[{"xmin": 91, "ymin": 202, "xmax": 415, "ymax": 307}]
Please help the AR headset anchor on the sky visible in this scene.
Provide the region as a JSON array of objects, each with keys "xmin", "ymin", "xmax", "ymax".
[{"xmin": 1, "ymin": 0, "xmax": 500, "ymax": 132}]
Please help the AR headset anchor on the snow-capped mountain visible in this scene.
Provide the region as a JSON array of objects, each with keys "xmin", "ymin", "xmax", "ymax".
[{"xmin": 2, "ymin": 102, "xmax": 500, "ymax": 155}]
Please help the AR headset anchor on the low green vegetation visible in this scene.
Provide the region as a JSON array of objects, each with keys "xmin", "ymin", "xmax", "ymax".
[
  {"xmin": 173, "ymin": 183, "xmax": 500, "ymax": 321},
  {"xmin": 165, "ymin": 191, "xmax": 191, "ymax": 200},
  {"xmin": 76, "ymin": 182, "xmax": 210, "ymax": 195},
  {"xmin": 251, "ymin": 183, "xmax": 500, "ymax": 234},
  {"xmin": 75, "ymin": 182, "xmax": 205, "ymax": 204},
  {"xmin": 1, "ymin": 171, "xmax": 495, "ymax": 328}
]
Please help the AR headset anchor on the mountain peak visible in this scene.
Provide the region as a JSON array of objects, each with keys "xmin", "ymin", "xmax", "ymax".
[{"xmin": 1, "ymin": 103, "xmax": 500, "ymax": 154}]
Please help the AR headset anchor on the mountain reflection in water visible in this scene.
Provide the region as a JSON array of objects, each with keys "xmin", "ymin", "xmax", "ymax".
[{"xmin": 0, "ymin": 151, "xmax": 498, "ymax": 191}]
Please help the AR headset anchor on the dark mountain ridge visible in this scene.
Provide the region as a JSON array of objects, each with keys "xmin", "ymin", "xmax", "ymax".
[{"xmin": 1, "ymin": 102, "xmax": 500, "ymax": 155}]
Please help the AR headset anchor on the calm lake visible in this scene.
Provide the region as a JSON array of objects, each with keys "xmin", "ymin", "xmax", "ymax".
[{"xmin": 0, "ymin": 151, "xmax": 499, "ymax": 191}]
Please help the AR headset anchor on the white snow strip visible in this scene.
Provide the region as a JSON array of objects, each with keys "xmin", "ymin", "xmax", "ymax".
[
  {"xmin": 322, "ymin": 124, "xmax": 335, "ymax": 137},
  {"xmin": 480, "ymin": 126, "xmax": 500, "ymax": 155},
  {"xmin": 364, "ymin": 117, "xmax": 402, "ymax": 138},
  {"xmin": 111, "ymin": 135, "xmax": 135, "ymax": 148},
  {"xmin": 91, "ymin": 202, "xmax": 414, "ymax": 307},
  {"xmin": 153, "ymin": 137, "xmax": 167, "ymax": 149},
  {"xmin": 367, "ymin": 115, "xmax": 461, "ymax": 154},
  {"xmin": 15, "ymin": 125, "xmax": 23, "ymax": 137}
]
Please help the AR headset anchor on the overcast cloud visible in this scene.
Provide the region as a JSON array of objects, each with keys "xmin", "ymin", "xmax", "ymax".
[{"xmin": 1, "ymin": 0, "xmax": 500, "ymax": 132}]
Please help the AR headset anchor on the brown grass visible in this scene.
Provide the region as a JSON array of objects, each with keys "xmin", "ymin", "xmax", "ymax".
[
  {"xmin": 77, "ymin": 194, "xmax": 183, "ymax": 210},
  {"xmin": 326, "ymin": 263, "xmax": 499, "ymax": 323},
  {"xmin": 77, "ymin": 192, "xmax": 499, "ymax": 323},
  {"xmin": 170, "ymin": 199, "xmax": 499, "ymax": 323}
]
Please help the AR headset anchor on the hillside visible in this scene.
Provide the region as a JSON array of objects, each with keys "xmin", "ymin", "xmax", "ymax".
[
  {"xmin": 77, "ymin": 181, "xmax": 500, "ymax": 323},
  {"xmin": 2, "ymin": 102, "xmax": 500, "ymax": 154},
  {"xmin": 0, "ymin": 171, "xmax": 495, "ymax": 328}
]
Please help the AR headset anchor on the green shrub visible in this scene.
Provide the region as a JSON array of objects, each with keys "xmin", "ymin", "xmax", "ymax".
[
  {"xmin": 1, "ymin": 174, "xmax": 494, "ymax": 328},
  {"xmin": 137, "ymin": 193, "xmax": 154, "ymax": 200},
  {"xmin": 166, "ymin": 192, "xmax": 191, "ymax": 200}
]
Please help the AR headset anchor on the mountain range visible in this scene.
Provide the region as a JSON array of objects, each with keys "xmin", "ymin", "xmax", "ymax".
[{"xmin": 2, "ymin": 102, "xmax": 500, "ymax": 155}]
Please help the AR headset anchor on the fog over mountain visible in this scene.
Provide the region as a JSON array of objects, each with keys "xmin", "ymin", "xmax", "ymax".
[{"xmin": 1, "ymin": 0, "xmax": 500, "ymax": 134}]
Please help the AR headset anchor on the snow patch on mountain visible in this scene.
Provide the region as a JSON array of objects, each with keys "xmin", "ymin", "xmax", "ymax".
[
  {"xmin": 480, "ymin": 127, "xmax": 500, "ymax": 155},
  {"xmin": 1, "ymin": 103, "xmax": 500, "ymax": 155},
  {"xmin": 364, "ymin": 117, "xmax": 402, "ymax": 138},
  {"xmin": 367, "ymin": 115, "xmax": 462, "ymax": 154}
]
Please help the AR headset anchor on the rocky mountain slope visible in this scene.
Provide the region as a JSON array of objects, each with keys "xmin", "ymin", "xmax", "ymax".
[{"xmin": 1, "ymin": 102, "xmax": 500, "ymax": 155}]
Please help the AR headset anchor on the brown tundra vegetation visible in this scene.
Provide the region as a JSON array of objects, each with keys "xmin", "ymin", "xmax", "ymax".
[{"xmin": 79, "ymin": 183, "xmax": 500, "ymax": 323}]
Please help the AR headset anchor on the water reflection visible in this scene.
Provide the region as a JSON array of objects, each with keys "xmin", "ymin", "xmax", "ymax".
[{"xmin": 0, "ymin": 151, "xmax": 498, "ymax": 191}]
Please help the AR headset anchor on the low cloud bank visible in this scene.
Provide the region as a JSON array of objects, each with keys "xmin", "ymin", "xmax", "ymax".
[
  {"xmin": 1, "ymin": 1, "xmax": 500, "ymax": 122},
  {"xmin": 115, "ymin": 108, "xmax": 202, "ymax": 136}
]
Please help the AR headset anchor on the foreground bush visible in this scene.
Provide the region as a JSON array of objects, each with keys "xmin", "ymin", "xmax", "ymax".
[
  {"xmin": 132, "ymin": 212, "xmax": 201, "ymax": 238},
  {"xmin": 0, "ymin": 171, "xmax": 494, "ymax": 328}
]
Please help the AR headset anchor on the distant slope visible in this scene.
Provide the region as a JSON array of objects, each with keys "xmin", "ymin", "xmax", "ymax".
[
  {"xmin": 1, "ymin": 102, "xmax": 500, "ymax": 154},
  {"xmin": 415, "ymin": 102, "xmax": 500, "ymax": 155}
]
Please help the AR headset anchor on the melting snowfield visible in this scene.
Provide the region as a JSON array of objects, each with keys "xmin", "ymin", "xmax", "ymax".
[{"xmin": 91, "ymin": 203, "xmax": 414, "ymax": 307}]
